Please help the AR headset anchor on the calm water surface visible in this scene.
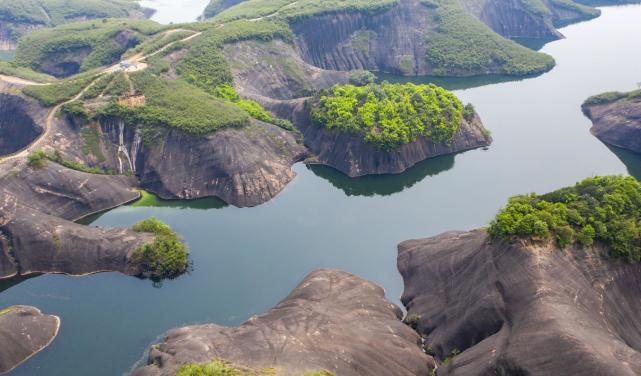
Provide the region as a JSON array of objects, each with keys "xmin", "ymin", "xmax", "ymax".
[
  {"xmin": 139, "ymin": 0, "xmax": 211, "ymax": 24},
  {"xmin": 3, "ymin": 5, "xmax": 641, "ymax": 376}
]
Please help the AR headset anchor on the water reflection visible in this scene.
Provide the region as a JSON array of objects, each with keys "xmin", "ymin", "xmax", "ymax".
[
  {"xmin": 376, "ymin": 72, "xmax": 543, "ymax": 91},
  {"xmin": 0, "ymin": 275, "xmax": 36, "ymax": 294},
  {"xmin": 607, "ymin": 145, "xmax": 641, "ymax": 180},
  {"xmin": 308, "ymin": 154, "xmax": 456, "ymax": 197},
  {"xmin": 76, "ymin": 191, "xmax": 227, "ymax": 224}
]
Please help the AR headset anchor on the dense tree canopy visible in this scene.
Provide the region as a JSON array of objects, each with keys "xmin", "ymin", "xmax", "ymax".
[
  {"xmin": 489, "ymin": 176, "xmax": 641, "ymax": 262},
  {"xmin": 311, "ymin": 82, "xmax": 464, "ymax": 150}
]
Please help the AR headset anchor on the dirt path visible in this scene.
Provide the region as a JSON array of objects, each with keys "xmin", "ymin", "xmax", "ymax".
[
  {"xmin": 0, "ymin": 77, "xmax": 103, "ymax": 165},
  {"xmin": 0, "ymin": 28, "xmax": 203, "ymax": 166}
]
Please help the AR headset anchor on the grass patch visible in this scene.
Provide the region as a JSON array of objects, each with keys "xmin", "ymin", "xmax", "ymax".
[
  {"xmin": 583, "ymin": 89, "xmax": 641, "ymax": 107},
  {"xmin": 0, "ymin": 306, "xmax": 15, "ymax": 316},
  {"xmin": 130, "ymin": 217, "xmax": 189, "ymax": 279},
  {"xmin": 0, "ymin": 61, "xmax": 56, "ymax": 83},
  {"xmin": 212, "ymin": 0, "xmax": 397, "ymax": 22},
  {"xmin": 96, "ymin": 71, "xmax": 250, "ymax": 135},
  {"xmin": 23, "ymin": 72, "xmax": 100, "ymax": 106},
  {"xmin": 80, "ymin": 126, "xmax": 105, "ymax": 162},
  {"xmin": 311, "ymin": 82, "xmax": 464, "ymax": 150},
  {"xmin": 489, "ymin": 176, "xmax": 641, "ymax": 262},
  {"xmin": 0, "ymin": 0, "xmax": 139, "ymax": 26},
  {"xmin": 424, "ymin": 0, "xmax": 555, "ymax": 76},
  {"xmin": 176, "ymin": 360, "xmax": 335, "ymax": 376}
]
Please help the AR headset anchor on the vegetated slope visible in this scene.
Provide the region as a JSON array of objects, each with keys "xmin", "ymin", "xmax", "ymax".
[
  {"xmin": 582, "ymin": 88, "xmax": 641, "ymax": 153},
  {"xmin": 208, "ymin": 0, "xmax": 613, "ymax": 77},
  {"xmin": 132, "ymin": 269, "xmax": 433, "ymax": 376},
  {"xmin": 14, "ymin": 19, "xmax": 163, "ymax": 77},
  {"xmin": 0, "ymin": 0, "xmax": 144, "ymax": 49},
  {"xmin": 398, "ymin": 176, "xmax": 641, "ymax": 375},
  {"xmin": 202, "ymin": 0, "xmax": 247, "ymax": 18}
]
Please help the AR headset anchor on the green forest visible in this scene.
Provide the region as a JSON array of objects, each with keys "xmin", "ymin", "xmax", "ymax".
[
  {"xmin": 489, "ymin": 176, "xmax": 641, "ymax": 262},
  {"xmin": 311, "ymin": 82, "xmax": 464, "ymax": 150}
]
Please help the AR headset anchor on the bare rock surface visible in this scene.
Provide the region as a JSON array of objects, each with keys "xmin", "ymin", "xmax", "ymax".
[
  {"xmin": 132, "ymin": 269, "xmax": 433, "ymax": 376},
  {"xmin": 583, "ymin": 96, "xmax": 641, "ymax": 153},
  {"xmin": 0, "ymin": 305, "xmax": 60, "ymax": 374},
  {"xmin": 398, "ymin": 230, "xmax": 641, "ymax": 376}
]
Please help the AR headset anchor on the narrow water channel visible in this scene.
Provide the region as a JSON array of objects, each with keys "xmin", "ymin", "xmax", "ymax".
[{"xmin": 2, "ymin": 5, "xmax": 641, "ymax": 376}]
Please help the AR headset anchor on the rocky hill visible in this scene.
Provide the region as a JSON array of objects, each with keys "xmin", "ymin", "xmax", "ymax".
[
  {"xmin": 582, "ymin": 89, "xmax": 641, "ymax": 153},
  {"xmin": 132, "ymin": 269, "xmax": 433, "ymax": 376},
  {"xmin": 0, "ymin": 0, "xmax": 147, "ymax": 51},
  {"xmin": 0, "ymin": 305, "xmax": 60, "ymax": 374},
  {"xmin": 397, "ymin": 176, "xmax": 641, "ymax": 375}
]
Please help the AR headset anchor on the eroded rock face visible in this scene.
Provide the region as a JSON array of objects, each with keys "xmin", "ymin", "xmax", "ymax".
[
  {"xmin": 583, "ymin": 97, "xmax": 641, "ymax": 153},
  {"xmin": 292, "ymin": 0, "xmax": 435, "ymax": 76},
  {"xmin": 0, "ymin": 192, "xmax": 152, "ymax": 279},
  {"xmin": 223, "ymin": 39, "xmax": 349, "ymax": 100},
  {"xmin": 474, "ymin": 0, "xmax": 562, "ymax": 39},
  {"xmin": 90, "ymin": 119, "xmax": 308, "ymax": 208},
  {"xmin": 398, "ymin": 230, "xmax": 641, "ymax": 376},
  {"xmin": 0, "ymin": 305, "xmax": 60, "ymax": 374},
  {"xmin": 0, "ymin": 93, "xmax": 44, "ymax": 156},
  {"xmin": 297, "ymin": 107, "xmax": 491, "ymax": 177},
  {"xmin": 132, "ymin": 269, "xmax": 433, "ymax": 376}
]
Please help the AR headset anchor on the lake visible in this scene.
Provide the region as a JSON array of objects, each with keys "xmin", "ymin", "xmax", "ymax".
[
  {"xmin": 2, "ymin": 4, "xmax": 641, "ymax": 376},
  {"xmin": 139, "ymin": 0, "xmax": 211, "ymax": 24}
]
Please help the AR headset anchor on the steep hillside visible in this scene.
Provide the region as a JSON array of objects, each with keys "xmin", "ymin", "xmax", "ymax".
[
  {"xmin": 398, "ymin": 176, "xmax": 641, "ymax": 375},
  {"xmin": 132, "ymin": 269, "xmax": 433, "ymax": 376},
  {"xmin": 0, "ymin": 0, "xmax": 146, "ymax": 50}
]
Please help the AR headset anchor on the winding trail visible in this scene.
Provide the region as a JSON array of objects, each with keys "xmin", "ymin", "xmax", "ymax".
[{"xmin": 0, "ymin": 28, "xmax": 203, "ymax": 166}]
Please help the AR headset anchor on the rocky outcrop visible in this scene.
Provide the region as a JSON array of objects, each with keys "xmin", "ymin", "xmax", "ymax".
[
  {"xmin": 583, "ymin": 95, "xmax": 641, "ymax": 153},
  {"xmin": 0, "ymin": 93, "xmax": 44, "ymax": 156},
  {"xmin": 132, "ymin": 269, "xmax": 433, "ymax": 376},
  {"xmin": 297, "ymin": 107, "xmax": 491, "ymax": 177},
  {"xmin": 224, "ymin": 39, "xmax": 349, "ymax": 100},
  {"xmin": 472, "ymin": 0, "xmax": 562, "ymax": 40},
  {"xmin": 292, "ymin": 0, "xmax": 435, "ymax": 76},
  {"xmin": 398, "ymin": 230, "xmax": 641, "ymax": 376},
  {"xmin": 0, "ymin": 160, "xmax": 182, "ymax": 282},
  {"xmin": 0, "ymin": 305, "xmax": 60, "ymax": 374},
  {"xmin": 91, "ymin": 118, "xmax": 308, "ymax": 208}
]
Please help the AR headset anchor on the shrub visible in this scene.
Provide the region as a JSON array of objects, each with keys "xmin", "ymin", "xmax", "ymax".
[
  {"xmin": 27, "ymin": 150, "xmax": 47, "ymax": 169},
  {"xmin": 130, "ymin": 217, "xmax": 189, "ymax": 279},
  {"xmin": 349, "ymin": 70, "xmax": 377, "ymax": 86},
  {"xmin": 488, "ymin": 176, "xmax": 641, "ymax": 262},
  {"xmin": 463, "ymin": 103, "xmax": 475, "ymax": 121},
  {"xmin": 311, "ymin": 82, "xmax": 464, "ymax": 150}
]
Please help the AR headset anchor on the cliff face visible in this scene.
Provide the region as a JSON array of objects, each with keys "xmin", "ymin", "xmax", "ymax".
[
  {"xmin": 91, "ymin": 118, "xmax": 307, "ymax": 208},
  {"xmin": 223, "ymin": 39, "xmax": 349, "ymax": 101},
  {"xmin": 0, "ymin": 93, "xmax": 44, "ymax": 156},
  {"xmin": 132, "ymin": 269, "xmax": 433, "ymax": 376},
  {"xmin": 398, "ymin": 230, "xmax": 641, "ymax": 375},
  {"xmin": 296, "ymin": 106, "xmax": 491, "ymax": 177},
  {"xmin": 0, "ymin": 306, "xmax": 60, "ymax": 374},
  {"xmin": 292, "ymin": 0, "xmax": 435, "ymax": 76},
  {"xmin": 473, "ymin": 0, "xmax": 562, "ymax": 39},
  {"xmin": 583, "ymin": 96, "xmax": 641, "ymax": 153}
]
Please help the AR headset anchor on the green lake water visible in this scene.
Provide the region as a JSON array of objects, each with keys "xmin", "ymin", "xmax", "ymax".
[{"xmin": 3, "ymin": 5, "xmax": 641, "ymax": 375}]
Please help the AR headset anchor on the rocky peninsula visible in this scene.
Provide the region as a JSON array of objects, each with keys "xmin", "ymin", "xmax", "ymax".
[
  {"xmin": 0, "ymin": 305, "xmax": 60, "ymax": 374},
  {"xmin": 583, "ymin": 89, "xmax": 641, "ymax": 153}
]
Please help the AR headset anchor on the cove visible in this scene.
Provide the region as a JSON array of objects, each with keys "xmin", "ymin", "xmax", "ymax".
[{"xmin": 2, "ymin": 5, "xmax": 641, "ymax": 376}]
